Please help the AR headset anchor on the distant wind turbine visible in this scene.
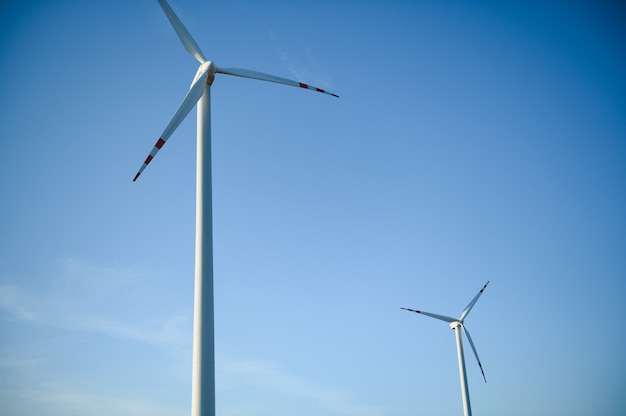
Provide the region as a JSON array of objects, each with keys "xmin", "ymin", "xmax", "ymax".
[
  {"xmin": 401, "ymin": 281, "xmax": 489, "ymax": 416},
  {"xmin": 132, "ymin": 1, "xmax": 338, "ymax": 416}
]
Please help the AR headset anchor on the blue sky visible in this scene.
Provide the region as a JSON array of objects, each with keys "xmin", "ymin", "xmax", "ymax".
[{"xmin": 1, "ymin": 0, "xmax": 625, "ymax": 415}]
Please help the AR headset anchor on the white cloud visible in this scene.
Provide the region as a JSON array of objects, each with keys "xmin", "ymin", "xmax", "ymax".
[
  {"xmin": 0, "ymin": 383, "xmax": 186, "ymax": 416},
  {"xmin": 0, "ymin": 257, "xmax": 192, "ymax": 416},
  {"xmin": 0, "ymin": 284, "xmax": 37, "ymax": 321},
  {"xmin": 218, "ymin": 357, "xmax": 382, "ymax": 416},
  {"xmin": 80, "ymin": 312, "xmax": 190, "ymax": 346},
  {"xmin": 0, "ymin": 257, "xmax": 191, "ymax": 348},
  {"xmin": 270, "ymin": 29, "xmax": 335, "ymax": 91}
]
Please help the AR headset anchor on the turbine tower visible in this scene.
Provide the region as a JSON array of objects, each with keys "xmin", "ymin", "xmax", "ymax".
[
  {"xmin": 401, "ymin": 281, "xmax": 489, "ymax": 416},
  {"xmin": 132, "ymin": 2, "xmax": 338, "ymax": 416}
]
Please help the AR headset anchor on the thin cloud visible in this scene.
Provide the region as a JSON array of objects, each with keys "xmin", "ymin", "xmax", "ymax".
[
  {"xmin": 0, "ymin": 383, "xmax": 186, "ymax": 416},
  {"xmin": 80, "ymin": 313, "xmax": 190, "ymax": 346},
  {"xmin": 218, "ymin": 357, "xmax": 382, "ymax": 416},
  {"xmin": 0, "ymin": 257, "xmax": 192, "ymax": 416},
  {"xmin": 0, "ymin": 284, "xmax": 37, "ymax": 321},
  {"xmin": 0, "ymin": 257, "xmax": 191, "ymax": 348},
  {"xmin": 269, "ymin": 28, "xmax": 335, "ymax": 91}
]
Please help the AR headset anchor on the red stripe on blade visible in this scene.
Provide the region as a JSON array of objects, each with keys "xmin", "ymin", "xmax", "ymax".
[{"xmin": 156, "ymin": 138, "xmax": 165, "ymax": 149}]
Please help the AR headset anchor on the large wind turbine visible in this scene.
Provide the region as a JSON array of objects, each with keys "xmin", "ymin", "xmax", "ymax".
[
  {"xmin": 132, "ymin": 1, "xmax": 338, "ymax": 416},
  {"xmin": 401, "ymin": 281, "xmax": 489, "ymax": 416}
]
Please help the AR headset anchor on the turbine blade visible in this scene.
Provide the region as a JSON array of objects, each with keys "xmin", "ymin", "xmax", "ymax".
[
  {"xmin": 158, "ymin": 0, "xmax": 207, "ymax": 63},
  {"xmin": 133, "ymin": 70, "xmax": 209, "ymax": 181},
  {"xmin": 462, "ymin": 325, "xmax": 486, "ymax": 383},
  {"xmin": 400, "ymin": 307, "xmax": 456, "ymax": 323},
  {"xmin": 216, "ymin": 66, "xmax": 339, "ymax": 98},
  {"xmin": 460, "ymin": 281, "xmax": 489, "ymax": 321}
]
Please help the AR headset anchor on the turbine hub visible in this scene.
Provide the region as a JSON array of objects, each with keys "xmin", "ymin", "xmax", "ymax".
[
  {"xmin": 200, "ymin": 61, "xmax": 215, "ymax": 75},
  {"xmin": 450, "ymin": 321, "xmax": 462, "ymax": 330},
  {"xmin": 200, "ymin": 61, "xmax": 216, "ymax": 85}
]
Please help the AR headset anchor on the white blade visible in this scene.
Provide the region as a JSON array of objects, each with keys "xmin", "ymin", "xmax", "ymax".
[
  {"xmin": 462, "ymin": 325, "xmax": 486, "ymax": 383},
  {"xmin": 158, "ymin": 0, "xmax": 207, "ymax": 64},
  {"xmin": 400, "ymin": 307, "xmax": 456, "ymax": 323},
  {"xmin": 216, "ymin": 66, "xmax": 339, "ymax": 98},
  {"xmin": 460, "ymin": 281, "xmax": 489, "ymax": 321},
  {"xmin": 133, "ymin": 70, "xmax": 209, "ymax": 181}
]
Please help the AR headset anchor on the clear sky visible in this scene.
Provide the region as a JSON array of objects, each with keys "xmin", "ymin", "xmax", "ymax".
[{"xmin": 1, "ymin": 1, "xmax": 625, "ymax": 415}]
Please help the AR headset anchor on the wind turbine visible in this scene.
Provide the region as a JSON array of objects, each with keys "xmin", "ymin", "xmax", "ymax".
[
  {"xmin": 132, "ymin": 1, "xmax": 338, "ymax": 416},
  {"xmin": 401, "ymin": 281, "xmax": 489, "ymax": 416}
]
